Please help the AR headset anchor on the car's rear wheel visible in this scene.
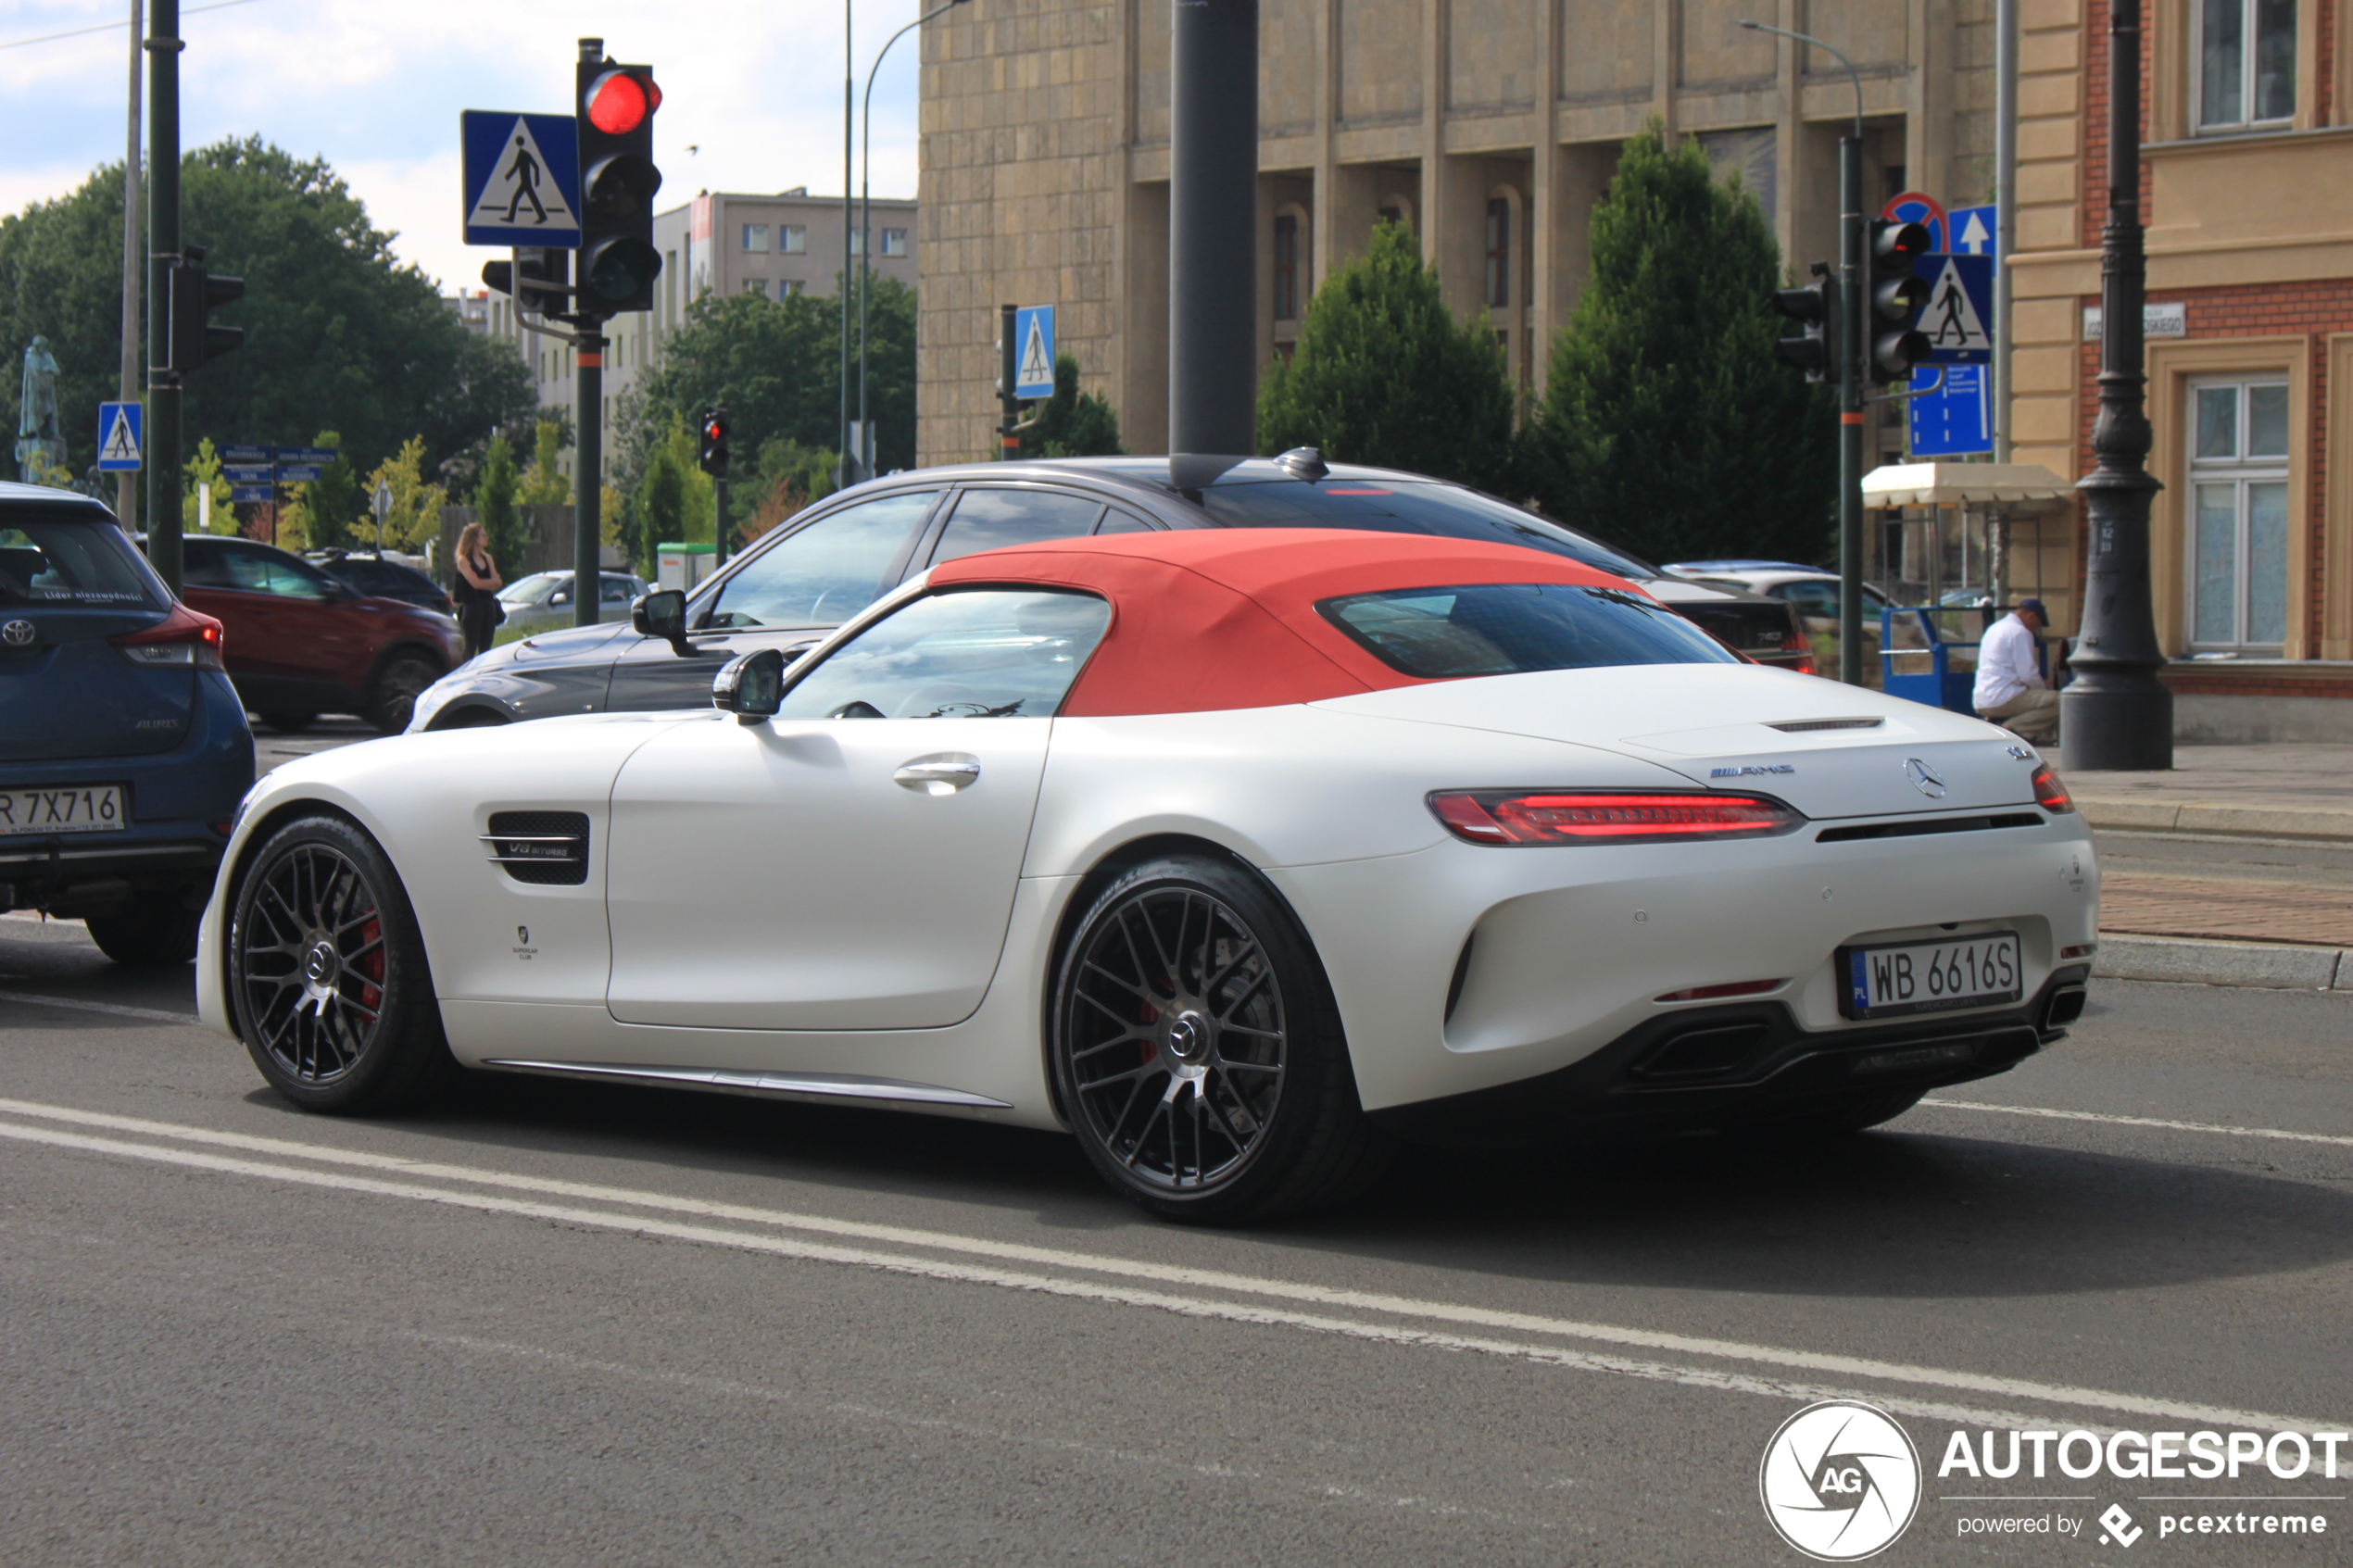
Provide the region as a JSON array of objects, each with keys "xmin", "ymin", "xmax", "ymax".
[
  {"xmin": 366, "ymin": 654, "xmax": 441, "ymax": 734},
  {"xmin": 434, "ymin": 707, "xmax": 510, "ymax": 731},
  {"xmin": 258, "ymin": 711, "xmax": 314, "ymax": 733},
  {"xmin": 85, "ymin": 899, "xmax": 201, "ymax": 966},
  {"xmin": 1050, "ymin": 854, "xmax": 1390, "ymax": 1223},
  {"xmin": 230, "ymin": 813, "xmax": 454, "ymax": 1113}
]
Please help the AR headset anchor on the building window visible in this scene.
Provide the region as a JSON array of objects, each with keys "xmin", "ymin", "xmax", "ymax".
[
  {"xmin": 2186, "ymin": 377, "xmax": 2291, "ymax": 649},
  {"xmin": 742, "ymin": 224, "xmax": 771, "ymax": 253},
  {"xmin": 1484, "ymin": 198, "xmax": 1511, "ymax": 309},
  {"xmin": 1272, "ymin": 214, "xmax": 1299, "ymax": 321},
  {"xmin": 745, "ymin": 279, "xmax": 768, "ymax": 297},
  {"xmin": 849, "ymin": 229, "xmax": 864, "ymax": 256},
  {"xmin": 1378, "ymin": 200, "xmax": 1408, "ymax": 231},
  {"xmin": 782, "ymin": 279, "xmax": 805, "ymax": 296},
  {"xmin": 780, "ymin": 225, "xmax": 807, "ymax": 254},
  {"xmin": 880, "ymin": 228, "xmax": 908, "ymax": 257},
  {"xmin": 2196, "ymin": 0, "xmax": 2295, "ymax": 130}
]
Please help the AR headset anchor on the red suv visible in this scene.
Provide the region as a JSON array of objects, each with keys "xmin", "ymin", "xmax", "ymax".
[{"xmin": 176, "ymin": 534, "xmax": 462, "ymax": 733}]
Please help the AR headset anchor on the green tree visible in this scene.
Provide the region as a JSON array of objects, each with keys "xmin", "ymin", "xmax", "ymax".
[
  {"xmin": 1017, "ymin": 354, "xmax": 1125, "ymax": 458},
  {"xmin": 472, "ymin": 434, "xmax": 524, "ymax": 571},
  {"xmin": 1254, "ymin": 220, "xmax": 1517, "ymax": 492},
  {"xmin": 636, "ymin": 412, "xmax": 717, "ymax": 548},
  {"xmin": 299, "ymin": 430, "xmax": 361, "ymax": 551},
  {"xmin": 1523, "ymin": 125, "xmax": 1835, "ymax": 566},
  {"xmin": 359, "ymin": 436, "xmax": 447, "ymax": 552},
  {"xmin": 0, "ymin": 141, "xmax": 535, "ymax": 479},
  {"xmin": 517, "ymin": 420, "xmax": 571, "ymax": 507}
]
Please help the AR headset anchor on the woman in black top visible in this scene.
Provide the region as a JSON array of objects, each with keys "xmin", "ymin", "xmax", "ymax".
[{"xmin": 452, "ymin": 521, "xmax": 504, "ymax": 659}]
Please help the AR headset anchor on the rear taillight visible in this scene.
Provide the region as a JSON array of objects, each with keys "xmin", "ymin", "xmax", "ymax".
[
  {"xmin": 111, "ymin": 602, "xmax": 225, "ymax": 671},
  {"xmin": 1428, "ymin": 790, "xmax": 1804, "ymax": 847},
  {"xmin": 2031, "ymin": 764, "xmax": 2073, "ymax": 812},
  {"xmin": 1783, "ymin": 621, "xmax": 1818, "ymax": 676}
]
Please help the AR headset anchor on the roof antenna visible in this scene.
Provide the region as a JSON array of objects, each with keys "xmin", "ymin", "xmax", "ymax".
[{"xmin": 1274, "ymin": 446, "xmax": 1328, "ymax": 483}]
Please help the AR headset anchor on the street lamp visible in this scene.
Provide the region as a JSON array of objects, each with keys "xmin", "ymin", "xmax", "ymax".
[
  {"xmin": 1739, "ymin": 18, "xmax": 1869, "ymax": 684},
  {"xmin": 858, "ymin": 0, "xmax": 970, "ymax": 484}
]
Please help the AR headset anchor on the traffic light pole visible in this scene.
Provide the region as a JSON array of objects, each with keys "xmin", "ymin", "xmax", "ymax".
[
  {"xmin": 575, "ymin": 323, "xmax": 603, "ymax": 627},
  {"xmin": 144, "ymin": 0, "xmax": 181, "ymax": 592},
  {"xmin": 1838, "ymin": 132, "xmax": 1865, "ymax": 687},
  {"xmin": 999, "ymin": 303, "xmax": 1019, "ymax": 459},
  {"xmin": 2060, "ymin": 0, "xmax": 2171, "ymax": 768}
]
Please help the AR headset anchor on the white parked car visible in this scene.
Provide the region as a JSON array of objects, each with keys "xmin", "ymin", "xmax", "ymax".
[
  {"xmin": 493, "ymin": 570, "xmax": 651, "ymax": 637},
  {"xmin": 198, "ymin": 530, "xmax": 2098, "ymax": 1223}
]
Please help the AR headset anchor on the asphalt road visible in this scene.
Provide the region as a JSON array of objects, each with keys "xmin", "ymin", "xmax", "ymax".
[{"xmin": 1, "ymin": 911, "xmax": 2347, "ymax": 1566}]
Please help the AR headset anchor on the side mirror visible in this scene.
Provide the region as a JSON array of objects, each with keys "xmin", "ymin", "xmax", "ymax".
[
  {"xmin": 631, "ymin": 589, "xmax": 692, "ymax": 657},
  {"xmin": 712, "ymin": 647, "xmax": 785, "ymax": 723}
]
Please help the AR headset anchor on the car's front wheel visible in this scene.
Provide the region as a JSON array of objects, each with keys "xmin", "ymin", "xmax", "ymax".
[
  {"xmin": 85, "ymin": 899, "xmax": 201, "ymax": 966},
  {"xmin": 1050, "ymin": 854, "xmax": 1390, "ymax": 1223},
  {"xmin": 230, "ymin": 813, "xmax": 454, "ymax": 1113},
  {"xmin": 367, "ymin": 653, "xmax": 442, "ymax": 734}
]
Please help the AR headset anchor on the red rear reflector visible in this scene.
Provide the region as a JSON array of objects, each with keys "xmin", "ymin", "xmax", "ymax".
[
  {"xmin": 111, "ymin": 602, "xmax": 225, "ymax": 671},
  {"xmin": 2059, "ymin": 943, "xmax": 2096, "ymax": 960},
  {"xmin": 2031, "ymin": 764, "xmax": 2073, "ymax": 812},
  {"xmin": 1428, "ymin": 791, "xmax": 1803, "ymax": 846},
  {"xmin": 1655, "ymin": 978, "xmax": 1786, "ymax": 1002}
]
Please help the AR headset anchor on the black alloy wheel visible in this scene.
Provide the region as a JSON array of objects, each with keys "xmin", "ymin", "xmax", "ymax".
[
  {"xmin": 367, "ymin": 654, "xmax": 441, "ymax": 734},
  {"xmin": 1051, "ymin": 854, "xmax": 1390, "ymax": 1223},
  {"xmin": 231, "ymin": 814, "xmax": 453, "ymax": 1113}
]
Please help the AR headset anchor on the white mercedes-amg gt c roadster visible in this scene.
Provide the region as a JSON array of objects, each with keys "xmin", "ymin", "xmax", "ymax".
[{"xmin": 198, "ymin": 529, "xmax": 2099, "ymax": 1222}]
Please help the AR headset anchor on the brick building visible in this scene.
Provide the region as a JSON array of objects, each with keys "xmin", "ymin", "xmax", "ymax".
[
  {"xmin": 2007, "ymin": 0, "xmax": 2353, "ymax": 739},
  {"xmin": 917, "ymin": 0, "xmax": 2001, "ymax": 465}
]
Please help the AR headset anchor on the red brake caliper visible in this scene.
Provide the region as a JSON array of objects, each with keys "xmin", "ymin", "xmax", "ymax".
[{"xmin": 359, "ymin": 916, "xmax": 384, "ymax": 1010}]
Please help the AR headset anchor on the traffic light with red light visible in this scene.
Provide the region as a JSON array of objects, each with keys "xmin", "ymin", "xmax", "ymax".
[
  {"xmin": 698, "ymin": 407, "xmax": 729, "ymax": 477},
  {"xmin": 574, "ymin": 56, "xmax": 663, "ymax": 313},
  {"xmin": 1864, "ymin": 220, "xmax": 1933, "ymax": 385},
  {"xmin": 167, "ymin": 244, "xmax": 243, "ymax": 376}
]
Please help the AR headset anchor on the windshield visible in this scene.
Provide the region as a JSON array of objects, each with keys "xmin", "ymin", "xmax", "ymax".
[
  {"xmin": 1188, "ymin": 479, "xmax": 1656, "ymax": 580},
  {"xmin": 1, "ymin": 512, "xmax": 163, "ymax": 608},
  {"xmin": 498, "ymin": 572, "xmax": 561, "ymax": 604},
  {"xmin": 1318, "ymin": 583, "xmax": 1743, "ymax": 679}
]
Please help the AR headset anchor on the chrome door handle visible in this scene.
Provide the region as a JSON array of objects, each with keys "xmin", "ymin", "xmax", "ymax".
[{"xmin": 894, "ymin": 759, "xmax": 981, "ymax": 795}]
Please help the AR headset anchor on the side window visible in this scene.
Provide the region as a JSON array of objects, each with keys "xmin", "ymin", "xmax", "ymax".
[
  {"xmin": 1779, "ymin": 581, "xmax": 1837, "ymax": 615},
  {"xmin": 774, "ymin": 588, "xmax": 1113, "ymax": 721},
  {"xmin": 706, "ymin": 489, "xmax": 938, "ymax": 630},
  {"xmin": 600, "ymin": 577, "xmax": 636, "ymax": 604},
  {"xmin": 258, "ymin": 554, "xmax": 335, "ymax": 600},
  {"xmin": 1097, "ymin": 509, "xmax": 1156, "ymax": 535},
  {"xmin": 928, "ymin": 489, "xmax": 1107, "ymax": 566},
  {"xmin": 213, "ymin": 548, "xmax": 275, "ymax": 593},
  {"xmin": 182, "ymin": 546, "xmax": 235, "ymax": 589}
]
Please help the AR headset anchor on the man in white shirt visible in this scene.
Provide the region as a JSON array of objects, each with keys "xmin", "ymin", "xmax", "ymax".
[{"xmin": 1973, "ymin": 598, "xmax": 2057, "ymax": 743}]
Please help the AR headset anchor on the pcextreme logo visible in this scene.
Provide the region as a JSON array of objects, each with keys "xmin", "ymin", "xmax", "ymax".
[{"xmin": 1759, "ymin": 1400, "xmax": 1923, "ymax": 1561}]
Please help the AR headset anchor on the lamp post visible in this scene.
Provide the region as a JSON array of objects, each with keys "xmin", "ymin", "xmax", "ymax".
[
  {"xmin": 1740, "ymin": 19, "xmax": 1869, "ymax": 684},
  {"xmin": 837, "ymin": 0, "xmax": 853, "ymax": 489},
  {"xmin": 2059, "ymin": 0, "xmax": 2171, "ymax": 768},
  {"xmin": 859, "ymin": 0, "xmax": 968, "ymax": 484}
]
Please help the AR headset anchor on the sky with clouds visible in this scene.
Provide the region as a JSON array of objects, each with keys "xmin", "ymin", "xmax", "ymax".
[{"xmin": 0, "ymin": 0, "xmax": 930, "ymax": 295}]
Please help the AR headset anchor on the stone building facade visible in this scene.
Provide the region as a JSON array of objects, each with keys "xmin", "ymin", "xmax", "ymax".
[
  {"xmin": 917, "ymin": 0, "xmax": 1998, "ymax": 464},
  {"xmin": 2006, "ymin": 0, "xmax": 2352, "ymax": 739}
]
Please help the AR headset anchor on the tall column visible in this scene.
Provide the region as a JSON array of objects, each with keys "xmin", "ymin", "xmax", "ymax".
[
  {"xmin": 118, "ymin": 0, "xmax": 142, "ymax": 532},
  {"xmin": 143, "ymin": 0, "xmax": 181, "ymax": 592},
  {"xmin": 2060, "ymin": 0, "xmax": 2171, "ymax": 768},
  {"xmin": 1168, "ymin": 0, "xmax": 1260, "ymax": 455}
]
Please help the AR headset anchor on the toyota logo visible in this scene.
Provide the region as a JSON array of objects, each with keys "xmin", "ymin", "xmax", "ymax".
[
  {"xmin": 1904, "ymin": 758, "xmax": 1948, "ymax": 798},
  {"xmin": 0, "ymin": 620, "xmax": 33, "ymax": 647}
]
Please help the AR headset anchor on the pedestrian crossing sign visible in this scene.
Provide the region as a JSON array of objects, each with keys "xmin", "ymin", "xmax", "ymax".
[
  {"xmin": 96, "ymin": 401, "xmax": 142, "ymax": 471},
  {"xmin": 460, "ymin": 110, "xmax": 582, "ymax": 248},
  {"xmin": 1013, "ymin": 305, "xmax": 1056, "ymax": 399},
  {"xmin": 1913, "ymin": 253, "xmax": 1994, "ymax": 363}
]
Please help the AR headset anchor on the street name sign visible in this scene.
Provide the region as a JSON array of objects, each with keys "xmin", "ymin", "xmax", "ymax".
[
  {"xmin": 1906, "ymin": 362, "xmax": 1993, "ymax": 458},
  {"xmin": 277, "ymin": 446, "xmax": 337, "ymax": 467},
  {"xmin": 96, "ymin": 402, "xmax": 142, "ymax": 471},
  {"xmin": 461, "ymin": 111, "xmax": 582, "ymax": 248},
  {"xmin": 275, "ymin": 465, "xmax": 324, "ymax": 483},
  {"xmin": 229, "ymin": 485, "xmax": 274, "ymax": 505},
  {"xmin": 219, "ymin": 444, "xmax": 271, "ymax": 466},
  {"xmin": 1013, "ymin": 305, "xmax": 1056, "ymax": 399},
  {"xmin": 221, "ymin": 464, "xmax": 274, "ymax": 486}
]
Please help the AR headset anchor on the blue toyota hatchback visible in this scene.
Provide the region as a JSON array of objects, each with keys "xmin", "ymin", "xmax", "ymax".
[{"xmin": 0, "ymin": 483, "xmax": 253, "ymax": 964}]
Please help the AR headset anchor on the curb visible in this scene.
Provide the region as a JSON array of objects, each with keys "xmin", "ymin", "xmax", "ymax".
[
  {"xmin": 2075, "ymin": 796, "xmax": 2353, "ymax": 843},
  {"xmin": 2093, "ymin": 934, "xmax": 2349, "ymax": 990}
]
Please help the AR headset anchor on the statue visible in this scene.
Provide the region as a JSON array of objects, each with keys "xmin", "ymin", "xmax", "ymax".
[{"xmin": 15, "ymin": 335, "xmax": 68, "ymax": 484}]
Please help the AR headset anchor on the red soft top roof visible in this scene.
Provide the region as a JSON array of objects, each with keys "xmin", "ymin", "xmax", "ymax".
[{"xmin": 925, "ymin": 527, "xmax": 1640, "ymax": 717}]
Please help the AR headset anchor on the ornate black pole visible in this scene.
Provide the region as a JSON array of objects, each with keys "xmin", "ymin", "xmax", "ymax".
[{"xmin": 2059, "ymin": 0, "xmax": 2171, "ymax": 769}]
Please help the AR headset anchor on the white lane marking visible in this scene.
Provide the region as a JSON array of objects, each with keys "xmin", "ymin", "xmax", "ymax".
[
  {"xmin": 0, "ymin": 992, "xmax": 203, "ymax": 1025},
  {"xmin": 1925, "ymin": 1098, "xmax": 2353, "ymax": 1149},
  {"xmin": 0, "ymin": 1114, "xmax": 2108, "ymax": 1433},
  {"xmin": 0, "ymin": 1099, "xmax": 2339, "ymax": 1435}
]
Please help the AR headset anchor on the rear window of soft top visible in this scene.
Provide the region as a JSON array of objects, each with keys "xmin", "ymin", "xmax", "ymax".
[{"xmin": 1318, "ymin": 582, "xmax": 1742, "ymax": 679}]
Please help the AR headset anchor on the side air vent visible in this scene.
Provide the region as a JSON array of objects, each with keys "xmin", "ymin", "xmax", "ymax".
[
  {"xmin": 483, "ymin": 810, "xmax": 590, "ymax": 885},
  {"xmin": 1768, "ymin": 717, "xmax": 1885, "ymax": 733},
  {"xmin": 1816, "ymin": 812, "xmax": 2041, "ymax": 844}
]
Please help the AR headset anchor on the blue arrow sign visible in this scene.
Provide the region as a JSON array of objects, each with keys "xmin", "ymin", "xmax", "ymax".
[
  {"xmin": 1013, "ymin": 305, "xmax": 1056, "ymax": 399},
  {"xmin": 96, "ymin": 402, "xmax": 142, "ymax": 471},
  {"xmin": 1948, "ymin": 204, "xmax": 1998, "ymax": 261},
  {"xmin": 462, "ymin": 111, "xmax": 581, "ymax": 248},
  {"xmin": 1913, "ymin": 253, "xmax": 1995, "ymax": 363},
  {"xmin": 1906, "ymin": 362, "xmax": 1993, "ymax": 458}
]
